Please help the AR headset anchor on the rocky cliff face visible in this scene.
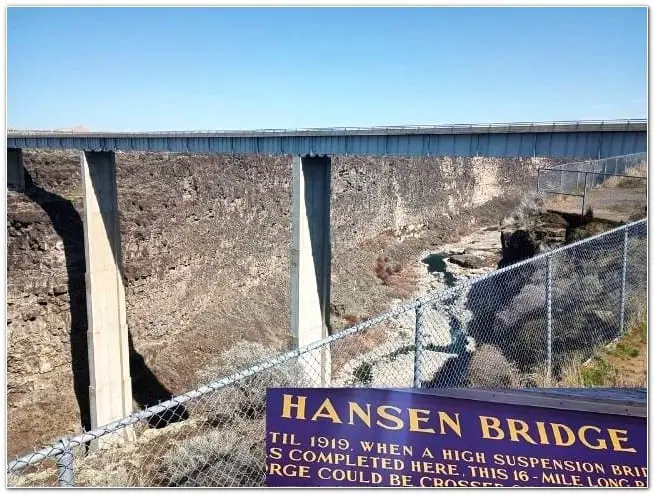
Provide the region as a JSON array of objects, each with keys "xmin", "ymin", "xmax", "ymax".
[
  {"xmin": 6, "ymin": 150, "xmax": 562, "ymax": 456},
  {"xmin": 497, "ymin": 193, "xmax": 628, "ymax": 268}
]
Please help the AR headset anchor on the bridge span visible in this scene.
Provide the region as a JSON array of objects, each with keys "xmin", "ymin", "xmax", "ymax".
[
  {"xmin": 6, "ymin": 118, "xmax": 648, "ymax": 438},
  {"xmin": 7, "ymin": 119, "xmax": 647, "ymax": 158}
]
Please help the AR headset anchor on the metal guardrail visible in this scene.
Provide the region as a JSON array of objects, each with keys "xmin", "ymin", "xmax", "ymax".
[{"xmin": 7, "ymin": 217, "xmax": 647, "ymax": 487}]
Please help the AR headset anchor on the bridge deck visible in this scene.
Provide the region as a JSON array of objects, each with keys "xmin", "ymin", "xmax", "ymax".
[{"xmin": 8, "ymin": 119, "xmax": 647, "ymax": 158}]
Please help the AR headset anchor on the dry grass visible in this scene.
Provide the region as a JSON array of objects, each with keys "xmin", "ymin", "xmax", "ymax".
[
  {"xmin": 155, "ymin": 423, "xmax": 265, "ymax": 487},
  {"xmin": 545, "ymin": 193, "xmax": 581, "ymax": 215},
  {"xmin": 331, "ymin": 323, "xmax": 389, "ymax": 374},
  {"xmin": 76, "ymin": 460, "xmax": 133, "ymax": 487},
  {"xmin": 547, "ymin": 311, "xmax": 646, "ymax": 388},
  {"xmin": 616, "ymin": 176, "xmax": 648, "ymax": 189},
  {"xmin": 522, "ymin": 294, "xmax": 647, "ymax": 389},
  {"xmin": 373, "ymin": 255, "xmax": 402, "ymax": 285},
  {"xmin": 7, "ymin": 459, "xmax": 59, "ymax": 487},
  {"xmin": 194, "ymin": 341, "xmax": 307, "ymax": 426},
  {"xmin": 148, "ymin": 341, "xmax": 286, "ymax": 487},
  {"xmin": 10, "ymin": 387, "xmax": 270, "ymax": 488},
  {"xmin": 149, "ymin": 281, "xmax": 291, "ymax": 394},
  {"xmin": 500, "ymin": 192, "xmax": 547, "ymax": 230},
  {"xmin": 601, "ymin": 164, "xmax": 648, "ymax": 188},
  {"xmin": 8, "ymin": 416, "xmax": 205, "ymax": 487},
  {"xmin": 343, "ymin": 314, "xmax": 360, "ymax": 325}
]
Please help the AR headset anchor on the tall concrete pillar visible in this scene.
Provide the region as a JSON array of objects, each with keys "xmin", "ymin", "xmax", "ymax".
[
  {"xmin": 290, "ymin": 155, "xmax": 332, "ymax": 386},
  {"xmin": 7, "ymin": 148, "xmax": 25, "ymax": 191},
  {"xmin": 80, "ymin": 151, "xmax": 134, "ymax": 437}
]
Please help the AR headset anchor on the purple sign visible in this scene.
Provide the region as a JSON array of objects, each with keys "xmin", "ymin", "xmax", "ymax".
[{"xmin": 265, "ymin": 388, "xmax": 646, "ymax": 487}]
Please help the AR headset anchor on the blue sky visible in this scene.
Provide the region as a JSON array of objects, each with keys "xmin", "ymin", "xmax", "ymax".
[{"xmin": 7, "ymin": 7, "xmax": 647, "ymax": 131}]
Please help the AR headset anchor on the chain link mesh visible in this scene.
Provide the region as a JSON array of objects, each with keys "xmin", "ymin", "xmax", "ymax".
[
  {"xmin": 551, "ymin": 229, "xmax": 623, "ymax": 378},
  {"xmin": 538, "ymin": 152, "xmax": 646, "ymax": 194},
  {"xmin": 624, "ymin": 220, "xmax": 648, "ymax": 327},
  {"xmin": 6, "ymin": 218, "xmax": 647, "ymax": 487},
  {"xmin": 537, "ymin": 152, "xmax": 647, "ymax": 217}
]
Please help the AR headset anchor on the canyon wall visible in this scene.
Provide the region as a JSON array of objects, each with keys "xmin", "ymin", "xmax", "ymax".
[{"xmin": 6, "ymin": 150, "xmax": 562, "ymax": 456}]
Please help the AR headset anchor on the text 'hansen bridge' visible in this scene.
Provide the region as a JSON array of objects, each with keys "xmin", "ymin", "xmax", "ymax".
[{"xmin": 6, "ymin": 119, "xmax": 647, "ymax": 434}]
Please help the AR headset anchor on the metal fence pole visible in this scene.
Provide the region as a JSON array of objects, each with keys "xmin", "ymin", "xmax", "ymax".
[
  {"xmin": 55, "ymin": 439, "xmax": 75, "ymax": 487},
  {"xmin": 546, "ymin": 255, "xmax": 553, "ymax": 386},
  {"xmin": 559, "ymin": 169, "xmax": 564, "ymax": 191},
  {"xmin": 536, "ymin": 169, "xmax": 540, "ymax": 193},
  {"xmin": 620, "ymin": 228, "xmax": 629, "ymax": 334},
  {"xmin": 581, "ymin": 172, "xmax": 589, "ymax": 215},
  {"xmin": 414, "ymin": 304, "xmax": 425, "ymax": 388}
]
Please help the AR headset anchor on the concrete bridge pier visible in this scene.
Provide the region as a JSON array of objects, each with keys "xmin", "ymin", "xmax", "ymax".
[
  {"xmin": 80, "ymin": 151, "xmax": 134, "ymax": 440},
  {"xmin": 290, "ymin": 155, "xmax": 332, "ymax": 386}
]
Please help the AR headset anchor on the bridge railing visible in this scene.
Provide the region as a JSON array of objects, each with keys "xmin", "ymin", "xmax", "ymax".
[
  {"xmin": 537, "ymin": 152, "xmax": 647, "ymax": 214},
  {"xmin": 6, "ymin": 218, "xmax": 647, "ymax": 487},
  {"xmin": 8, "ymin": 118, "xmax": 647, "ymax": 137}
]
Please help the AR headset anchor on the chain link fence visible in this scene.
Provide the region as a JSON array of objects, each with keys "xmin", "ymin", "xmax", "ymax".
[
  {"xmin": 6, "ymin": 218, "xmax": 647, "ymax": 488},
  {"xmin": 537, "ymin": 152, "xmax": 647, "ymax": 214}
]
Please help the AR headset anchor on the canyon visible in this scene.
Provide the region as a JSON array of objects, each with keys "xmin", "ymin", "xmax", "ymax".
[{"xmin": 7, "ymin": 150, "xmax": 565, "ymax": 456}]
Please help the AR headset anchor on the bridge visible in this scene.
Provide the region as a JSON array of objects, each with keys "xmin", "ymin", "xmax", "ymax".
[
  {"xmin": 6, "ymin": 118, "xmax": 648, "ymax": 437},
  {"xmin": 7, "ymin": 119, "xmax": 647, "ymax": 157}
]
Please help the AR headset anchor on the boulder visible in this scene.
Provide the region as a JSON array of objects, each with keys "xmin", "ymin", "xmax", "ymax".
[
  {"xmin": 449, "ymin": 254, "xmax": 485, "ymax": 269},
  {"xmin": 498, "ymin": 211, "xmax": 570, "ymax": 267},
  {"xmin": 467, "ymin": 344, "xmax": 520, "ymax": 387},
  {"xmin": 499, "ymin": 229, "xmax": 540, "ymax": 268}
]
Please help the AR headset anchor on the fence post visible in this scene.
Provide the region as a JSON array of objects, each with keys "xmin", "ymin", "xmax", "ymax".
[
  {"xmin": 536, "ymin": 169, "xmax": 540, "ymax": 194},
  {"xmin": 581, "ymin": 172, "xmax": 589, "ymax": 215},
  {"xmin": 414, "ymin": 304, "xmax": 425, "ymax": 388},
  {"xmin": 56, "ymin": 438, "xmax": 75, "ymax": 487},
  {"xmin": 620, "ymin": 228, "xmax": 629, "ymax": 334},
  {"xmin": 546, "ymin": 255, "xmax": 553, "ymax": 386}
]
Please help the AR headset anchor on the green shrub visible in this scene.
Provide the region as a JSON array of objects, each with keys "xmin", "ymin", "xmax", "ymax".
[
  {"xmin": 580, "ymin": 358, "xmax": 616, "ymax": 386},
  {"xmin": 353, "ymin": 362, "xmax": 373, "ymax": 386}
]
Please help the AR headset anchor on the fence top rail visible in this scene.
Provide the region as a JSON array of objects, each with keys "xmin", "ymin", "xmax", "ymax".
[{"xmin": 6, "ymin": 217, "xmax": 648, "ymax": 475}]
